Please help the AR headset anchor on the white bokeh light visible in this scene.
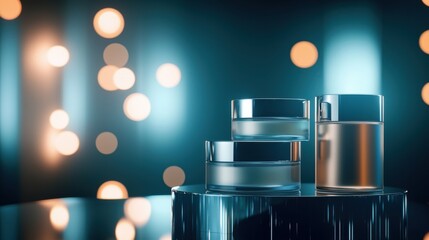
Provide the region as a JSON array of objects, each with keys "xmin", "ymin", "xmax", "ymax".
[
  {"xmin": 156, "ymin": 63, "xmax": 181, "ymax": 88},
  {"xmin": 123, "ymin": 93, "xmax": 151, "ymax": 121},
  {"xmin": 124, "ymin": 197, "xmax": 151, "ymax": 227},
  {"xmin": 54, "ymin": 131, "xmax": 80, "ymax": 156},
  {"xmin": 114, "ymin": 67, "xmax": 135, "ymax": 90},
  {"xmin": 93, "ymin": 8, "xmax": 124, "ymax": 39},
  {"xmin": 47, "ymin": 45, "xmax": 70, "ymax": 67},
  {"xmin": 115, "ymin": 218, "xmax": 135, "ymax": 240},
  {"xmin": 97, "ymin": 180, "xmax": 128, "ymax": 199},
  {"xmin": 49, "ymin": 109, "xmax": 69, "ymax": 130}
]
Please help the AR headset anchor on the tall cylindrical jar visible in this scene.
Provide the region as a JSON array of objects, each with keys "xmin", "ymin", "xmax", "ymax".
[{"xmin": 315, "ymin": 94, "xmax": 384, "ymax": 192}]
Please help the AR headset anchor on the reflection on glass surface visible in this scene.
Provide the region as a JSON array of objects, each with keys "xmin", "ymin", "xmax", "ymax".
[
  {"xmin": 159, "ymin": 233, "xmax": 172, "ymax": 240},
  {"xmin": 50, "ymin": 204, "xmax": 69, "ymax": 231},
  {"xmin": 0, "ymin": 196, "xmax": 172, "ymax": 240},
  {"xmin": 124, "ymin": 197, "xmax": 151, "ymax": 227},
  {"xmin": 115, "ymin": 218, "xmax": 135, "ymax": 240}
]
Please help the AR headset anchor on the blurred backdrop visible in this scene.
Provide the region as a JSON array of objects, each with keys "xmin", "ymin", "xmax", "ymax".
[{"xmin": 1, "ymin": 0, "xmax": 429, "ymax": 205}]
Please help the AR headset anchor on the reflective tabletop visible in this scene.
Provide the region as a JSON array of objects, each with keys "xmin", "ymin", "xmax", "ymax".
[
  {"xmin": 0, "ymin": 196, "xmax": 171, "ymax": 240},
  {"xmin": 0, "ymin": 185, "xmax": 428, "ymax": 240}
]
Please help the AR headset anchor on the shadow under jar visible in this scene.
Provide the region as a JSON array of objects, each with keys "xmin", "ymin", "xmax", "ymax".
[{"xmin": 315, "ymin": 94, "xmax": 384, "ymax": 193}]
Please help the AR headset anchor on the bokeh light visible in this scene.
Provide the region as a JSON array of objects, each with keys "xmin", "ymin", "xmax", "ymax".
[
  {"xmin": 156, "ymin": 63, "xmax": 182, "ymax": 88},
  {"xmin": 159, "ymin": 234, "xmax": 172, "ymax": 240},
  {"xmin": 422, "ymin": 83, "xmax": 429, "ymax": 105},
  {"xmin": 93, "ymin": 8, "xmax": 125, "ymax": 39},
  {"xmin": 290, "ymin": 41, "xmax": 318, "ymax": 68},
  {"xmin": 114, "ymin": 67, "xmax": 135, "ymax": 90},
  {"xmin": 98, "ymin": 65, "xmax": 119, "ymax": 91},
  {"xmin": 104, "ymin": 43, "xmax": 129, "ymax": 67},
  {"xmin": 124, "ymin": 197, "xmax": 151, "ymax": 227},
  {"xmin": 97, "ymin": 180, "xmax": 128, "ymax": 199},
  {"xmin": 419, "ymin": 30, "xmax": 429, "ymax": 54},
  {"xmin": 96, "ymin": 132, "xmax": 118, "ymax": 155},
  {"xmin": 424, "ymin": 232, "xmax": 429, "ymax": 240},
  {"xmin": 115, "ymin": 218, "xmax": 135, "ymax": 240},
  {"xmin": 163, "ymin": 166, "xmax": 185, "ymax": 188},
  {"xmin": 423, "ymin": 0, "xmax": 429, "ymax": 7},
  {"xmin": 47, "ymin": 45, "xmax": 70, "ymax": 67},
  {"xmin": 54, "ymin": 131, "xmax": 80, "ymax": 156},
  {"xmin": 50, "ymin": 204, "xmax": 70, "ymax": 231},
  {"xmin": 123, "ymin": 93, "xmax": 151, "ymax": 121},
  {"xmin": 49, "ymin": 109, "xmax": 69, "ymax": 130},
  {"xmin": 0, "ymin": 0, "xmax": 22, "ymax": 20}
]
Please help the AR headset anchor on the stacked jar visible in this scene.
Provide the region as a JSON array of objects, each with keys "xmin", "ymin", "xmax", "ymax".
[{"xmin": 205, "ymin": 98, "xmax": 310, "ymax": 192}]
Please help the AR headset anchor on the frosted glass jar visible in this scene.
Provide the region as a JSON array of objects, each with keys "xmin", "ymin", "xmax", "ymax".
[
  {"xmin": 205, "ymin": 141, "xmax": 301, "ymax": 192},
  {"xmin": 315, "ymin": 94, "xmax": 384, "ymax": 193},
  {"xmin": 231, "ymin": 98, "xmax": 310, "ymax": 141}
]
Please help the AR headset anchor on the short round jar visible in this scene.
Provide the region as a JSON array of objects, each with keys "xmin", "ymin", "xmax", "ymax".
[
  {"xmin": 231, "ymin": 98, "xmax": 310, "ymax": 141},
  {"xmin": 205, "ymin": 141, "xmax": 301, "ymax": 192}
]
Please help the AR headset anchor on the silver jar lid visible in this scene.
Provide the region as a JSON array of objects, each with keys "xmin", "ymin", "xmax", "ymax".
[
  {"xmin": 316, "ymin": 94, "xmax": 384, "ymax": 122},
  {"xmin": 232, "ymin": 98, "xmax": 309, "ymax": 120},
  {"xmin": 205, "ymin": 141, "xmax": 301, "ymax": 162}
]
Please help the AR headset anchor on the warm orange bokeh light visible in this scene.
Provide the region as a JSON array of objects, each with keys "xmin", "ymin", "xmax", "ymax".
[
  {"xmin": 98, "ymin": 65, "xmax": 119, "ymax": 91},
  {"xmin": 97, "ymin": 180, "xmax": 128, "ymax": 199},
  {"xmin": 423, "ymin": 0, "xmax": 429, "ymax": 7},
  {"xmin": 419, "ymin": 30, "xmax": 429, "ymax": 54},
  {"xmin": 422, "ymin": 83, "xmax": 429, "ymax": 105},
  {"xmin": 0, "ymin": 0, "xmax": 22, "ymax": 20},
  {"xmin": 104, "ymin": 43, "xmax": 129, "ymax": 67},
  {"xmin": 93, "ymin": 8, "xmax": 124, "ymax": 39},
  {"xmin": 163, "ymin": 166, "xmax": 186, "ymax": 188},
  {"xmin": 96, "ymin": 132, "xmax": 118, "ymax": 155},
  {"xmin": 290, "ymin": 41, "xmax": 318, "ymax": 68}
]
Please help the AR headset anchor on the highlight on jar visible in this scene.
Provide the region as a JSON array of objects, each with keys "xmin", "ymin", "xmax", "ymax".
[{"xmin": 315, "ymin": 94, "xmax": 384, "ymax": 193}]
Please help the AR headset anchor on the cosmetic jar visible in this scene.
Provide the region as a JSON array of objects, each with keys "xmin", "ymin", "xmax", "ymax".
[
  {"xmin": 315, "ymin": 94, "xmax": 384, "ymax": 192},
  {"xmin": 205, "ymin": 141, "xmax": 301, "ymax": 192},
  {"xmin": 231, "ymin": 98, "xmax": 310, "ymax": 141}
]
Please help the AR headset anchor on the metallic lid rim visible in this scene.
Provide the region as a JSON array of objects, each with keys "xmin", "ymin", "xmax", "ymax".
[
  {"xmin": 315, "ymin": 94, "xmax": 384, "ymax": 122},
  {"xmin": 232, "ymin": 98, "xmax": 310, "ymax": 119}
]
